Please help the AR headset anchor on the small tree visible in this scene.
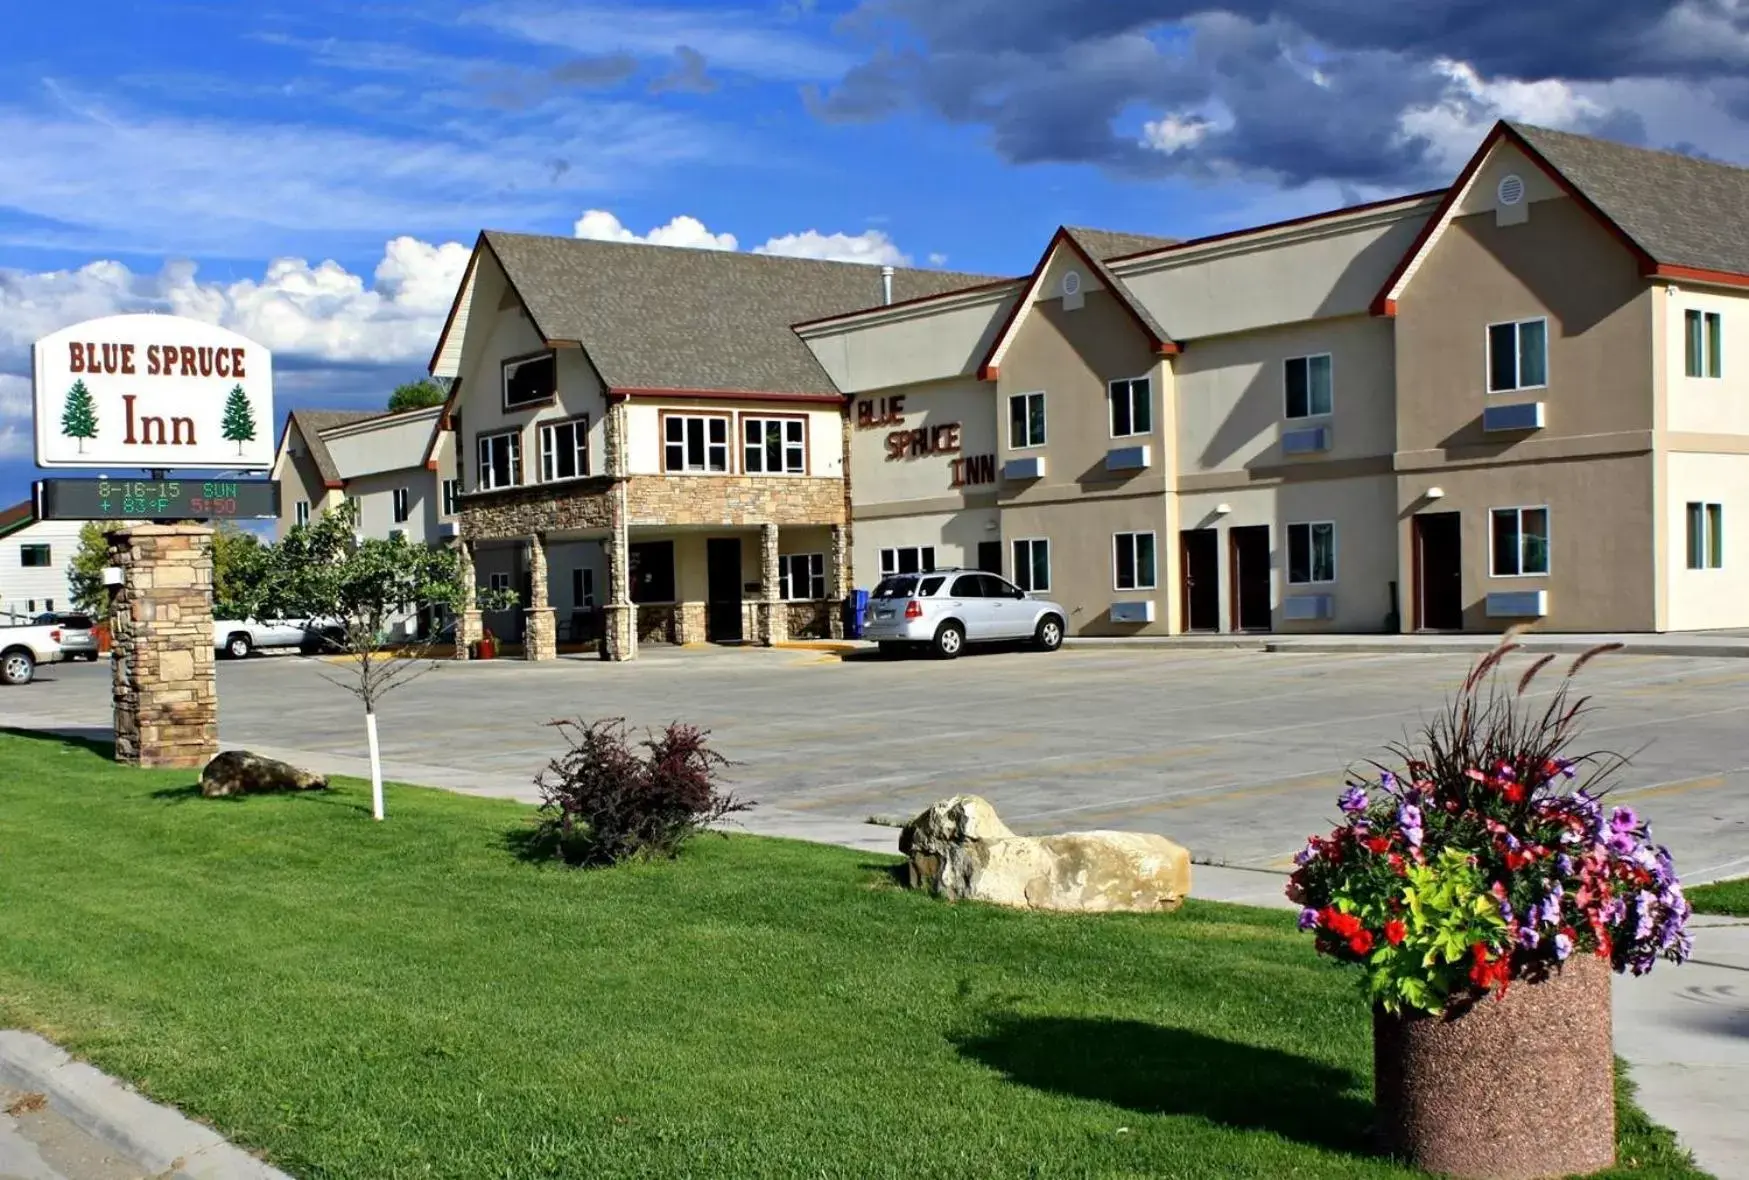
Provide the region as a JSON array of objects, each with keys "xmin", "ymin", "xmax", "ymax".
[
  {"xmin": 61, "ymin": 380, "xmax": 98, "ymax": 453},
  {"xmin": 221, "ymin": 384, "xmax": 257, "ymax": 455},
  {"xmin": 253, "ymin": 500, "xmax": 513, "ymax": 820},
  {"xmin": 69, "ymin": 520, "xmax": 269, "ymax": 618},
  {"xmin": 388, "ymin": 378, "xmax": 449, "ymax": 413},
  {"xmin": 66, "ymin": 522, "xmax": 111, "ymax": 613}
]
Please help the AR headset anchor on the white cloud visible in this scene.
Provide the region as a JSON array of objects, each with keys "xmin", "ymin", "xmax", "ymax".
[
  {"xmin": 755, "ymin": 228, "xmax": 908, "ymax": 266},
  {"xmin": 573, "ymin": 210, "xmax": 739, "ymax": 250},
  {"xmin": 0, "ymin": 374, "xmax": 33, "ymax": 459},
  {"xmin": 1397, "ymin": 60, "xmax": 1610, "ymax": 174},
  {"xmin": 1142, "ymin": 114, "xmax": 1215, "ymax": 154}
]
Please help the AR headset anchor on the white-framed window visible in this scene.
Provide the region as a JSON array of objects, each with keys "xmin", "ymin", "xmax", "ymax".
[
  {"xmin": 1108, "ymin": 378, "xmax": 1152, "ymax": 437},
  {"xmin": 539, "ymin": 416, "xmax": 589, "ymax": 482},
  {"xmin": 780, "ymin": 553, "xmax": 826, "ymax": 600},
  {"xmin": 20, "ymin": 544, "xmax": 50, "ymax": 568},
  {"xmin": 441, "ymin": 479, "xmax": 459, "ymax": 517},
  {"xmin": 294, "ymin": 500, "xmax": 310, "ymax": 527},
  {"xmin": 1685, "ymin": 310, "xmax": 1723, "ymax": 379},
  {"xmin": 1686, "ymin": 502, "xmax": 1724, "ymax": 570},
  {"xmin": 1009, "ymin": 391, "xmax": 1046, "ymax": 449},
  {"xmin": 502, "ymin": 351, "xmax": 557, "ymax": 410},
  {"xmin": 571, "ymin": 567, "xmax": 595, "ymax": 607},
  {"xmin": 663, "ymin": 414, "xmax": 730, "ymax": 474},
  {"xmin": 1285, "ymin": 354, "xmax": 1333, "ymax": 418},
  {"xmin": 1490, "ymin": 506, "xmax": 1550, "ymax": 577},
  {"xmin": 1112, "ymin": 531, "xmax": 1157, "ymax": 591},
  {"xmin": 1012, "ymin": 538, "xmax": 1051, "ymax": 593},
  {"xmin": 1286, "ymin": 521, "xmax": 1337, "ymax": 584},
  {"xmin": 743, "ymin": 416, "xmax": 806, "ymax": 474},
  {"xmin": 879, "ymin": 546, "xmax": 936, "ymax": 576},
  {"xmin": 1487, "ymin": 318, "xmax": 1548, "ymax": 393},
  {"xmin": 392, "ymin": 487, "xmax": 411, "ymax": 524},
  {"xmin": 477, "ymin": 430, "xmax": 522, "ymax": 490}
]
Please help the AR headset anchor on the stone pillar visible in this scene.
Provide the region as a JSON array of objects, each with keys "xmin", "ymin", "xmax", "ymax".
[
  {"xmin": 455, "ymin": 540, "xmax": 482, "ymax": 660},
  {"xmin": 602, "ymin": 509, "xmax": 636, "ymax": 662},
  {"xmin": 108, "ymin": 524, "xmax": 218, "ymax": 769},
  {"xmin": 828, "ymin": 524, "xmax": 851, "ymax": 639},
  {"xmin": 757, "ymin": 522, "xmax": 788, "ymax": 647},
  {"xmin": 525, "ymin": 533, "xmax": 556, "ymax": 661}
]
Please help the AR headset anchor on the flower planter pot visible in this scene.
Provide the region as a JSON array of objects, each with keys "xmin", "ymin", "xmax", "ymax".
[
  {"xmin": 475, "ymin": 638, "xmax": 497, "ymax": 660},
  {"xmin": 1373, "ymin": 953, "xmax": 1613, "ymax": 1180}
]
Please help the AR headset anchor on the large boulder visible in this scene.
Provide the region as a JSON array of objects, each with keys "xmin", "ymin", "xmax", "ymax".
[
  {"xmin": 899, "ymin": 794, "xmax": 1191, "ymax": 913},
  {"xmin": 200, "ymin": 750, "xmax": 329, "ymax": 798}
]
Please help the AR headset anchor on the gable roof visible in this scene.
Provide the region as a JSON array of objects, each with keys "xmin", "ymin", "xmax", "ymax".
[
  {"xmin": 0, "ymin": 499, "xmax": 32, "ymax": 540},
  {"xmin": 977, "ymin": 227, "xmax": 1179, "ymax": 381},
  {"xmin": 438, "ymin": 232, "xmax": 1001, "ymax": 398},
  {"xmin": 1063, "ymin": 226, "xmax": 1181, "ymax": 262},
  {"xmin": 1374, "ymin": 121, "xmax": 1749, "ymax": 314},
  {"xmin": 281, "ymin": 409, "xmax": 386, "ymax": 488}
]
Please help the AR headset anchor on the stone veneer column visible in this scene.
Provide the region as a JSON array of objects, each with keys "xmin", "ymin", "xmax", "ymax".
[
  {"xmin": 757, "ymin": 522, "xmax": 788, "ymax": 647},
  {"xmin": 828, "ymin": 524, "xmax": 851, "ymax": 639},
  {"xmin": 455, "ymin": 540, "xmax": 482, "ymax": 660},
  {"xmin": 524, "ymin": 532, "xmax": 556, "ymax": 661},
  {"xmin": 601, "ymin": 401, "xmax": 637, "ymax": 661},
  {"xmin": 108, "ymin": 524, "xmax": 218, "ymax": 769}
]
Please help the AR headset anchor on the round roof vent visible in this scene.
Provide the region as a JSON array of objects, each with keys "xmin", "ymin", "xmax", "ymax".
[
  {"xmin": 1497, "ymin": 173, "xmax": 1525, "ymax": 206},
  {"xmin": 1061, "ymin": 270, "xmax": 1082, "ymax": 296}
]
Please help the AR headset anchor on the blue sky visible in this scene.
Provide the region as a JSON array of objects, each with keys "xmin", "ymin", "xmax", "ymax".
[{"xmin": 3, "ymin": 0, "xmax": 1747, "ymax": 501}]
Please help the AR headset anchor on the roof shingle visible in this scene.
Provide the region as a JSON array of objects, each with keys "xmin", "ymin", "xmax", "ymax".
[
  {"xmin": 1065, "ymin": 226, "xmax": 1182, "ymax": 262},
  {"xmin": 285, "ymin": 409, "xmax": 383, "ymax": 485}
]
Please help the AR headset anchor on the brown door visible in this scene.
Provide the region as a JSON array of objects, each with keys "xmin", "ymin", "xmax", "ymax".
[
  {"xmin": 706, "ymin": 538, "xmax": 743, "ymax": 643},
  {"xmin": 1414, "ymin": 512, "xmax": 1463, "ymax": 630},
  {"xmin": 1229, "ymin": 525, "xmax": 1272, "ymax": 632},
  {"xmin": 1180, "ymin": 530, "xmax": 1219, "ymax": 631}
]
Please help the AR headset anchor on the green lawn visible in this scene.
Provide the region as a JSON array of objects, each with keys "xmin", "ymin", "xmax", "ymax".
[
  {"xmin": 0, "ymin": 730, "xmax": 1707, "ymax": 1179},
  {"xmin": 1688, "ymin": 877, "xmax": 1749, "ymax": 917}
]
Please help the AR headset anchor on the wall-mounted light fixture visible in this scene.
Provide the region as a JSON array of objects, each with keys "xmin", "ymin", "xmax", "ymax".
[
  {"xmin": 1214, "ymin": 503, "xmax": 1233, "ymax": 516},
  {"xmin": 1426, "ymin": 487, "xmax": 1446, "ymax": 500}
]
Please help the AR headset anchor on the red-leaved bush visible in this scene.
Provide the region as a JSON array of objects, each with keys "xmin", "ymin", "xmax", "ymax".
[{"xmin": 533, "ymin": 718, "xmax": 752, "ymax": 866}]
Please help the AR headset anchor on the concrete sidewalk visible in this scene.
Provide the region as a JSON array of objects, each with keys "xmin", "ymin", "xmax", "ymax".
[{"xmin": 1061, "ymin": 630, "xmax": 1749, "ymax": 659}]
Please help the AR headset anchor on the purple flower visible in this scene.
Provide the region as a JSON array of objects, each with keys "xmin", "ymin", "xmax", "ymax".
[
  {"xmin": 1378, "ymin": 770, "xmax": 1398, "ymax": 793},
  {"xmin": 1338, "ymin": 785, "xmax": 1369, "ymax": 815},
  {"xmin": 1497, "ymin": 896, "xmax": 1515, "ymax": 924},
  {"xmin": 1607, "ymin": 830, "xmax": 1637, "ymax": 856},
  {"xmin": 1518, "ymin": 927, "xmax": 1542, "ymax": 950},
  {"xmin": 1554, "ymin": 932, "xmax": 1574, "ymax": 961},
  {"xmin": 1298, "ymin": 907, "xmax": 1319, "ymax": 930},
  {"xmin": 1634, "ymin": 892, "xmax": 1659, "ymax": 940},
  {"xmin": 1536, "ymin": 885, "xmax": 1563, "ymax": 929},
  {"xmin": 1610, "ymin": 806, "xmax": 1640, "ymax": 834},
  {"xmin": 1294, "ymin": 843, "xmax": 1317, "ymax": 866},
  {"xmin": 1556, "ymin": 854, "xmax": 1575, "ymax": 876}
]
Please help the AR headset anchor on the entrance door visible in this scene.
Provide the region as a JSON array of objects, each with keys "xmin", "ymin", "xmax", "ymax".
[
  {"xmin": 976, "ymin": 540, "xmax": 1003, "ymax": 575},
  {"xmin": 1229, "ymin": 525, "xmax": 1272, "ymax": 632},
  {"xmin": 1414, "ymin": 512, "xmax": 1463, "ymax": 631},
  {"xmin": 1180, "ymin": 530, "xmax": 1219, "ymax": 632},
  {"xmin": 706, "ymin": 538, "xmax": 744, "ymax": 643}
]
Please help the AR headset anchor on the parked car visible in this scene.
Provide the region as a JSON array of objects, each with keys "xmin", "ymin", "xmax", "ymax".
[
  {"xmin": 862, "ymin": 569, "xmax": 1067, "ymax": 658},
  {"xmin": 0, "ymin": 622, "xmax": 66, "ymax": 685},
  {"xmin": 213, "ymin": 618, "xmax": 343, "ymax": 659},
  {"xmin": 34, "ymin": 612, "xmax": 99, "ymax": 660}
]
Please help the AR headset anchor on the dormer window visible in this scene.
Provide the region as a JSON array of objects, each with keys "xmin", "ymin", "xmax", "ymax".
[{"xmin": 502, "ymin": 351, "xmax": 557, "ymax": 410}]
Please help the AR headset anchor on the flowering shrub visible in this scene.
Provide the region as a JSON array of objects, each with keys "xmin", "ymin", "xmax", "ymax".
[{"xmin": 1288, "ymin": 643, "xmax": 1692, "ymax": 1015}]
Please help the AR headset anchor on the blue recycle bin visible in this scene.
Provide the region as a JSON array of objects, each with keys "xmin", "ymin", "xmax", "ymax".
[{"xmin": 845, "ymin": 588, "xmax": 870, "ymax": 639}]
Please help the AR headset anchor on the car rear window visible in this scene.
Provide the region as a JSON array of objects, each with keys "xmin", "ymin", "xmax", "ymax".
[
  {"xmin": 918, "ymin": 576, "xmax": 947, "ymax": 596},
  {"xmin": 61, "ymin": 615, "xmax": 94, "ymax": 629},
  {"xmin": 872, "ymin": 576, "xmax": 918, "ymax": 599}
]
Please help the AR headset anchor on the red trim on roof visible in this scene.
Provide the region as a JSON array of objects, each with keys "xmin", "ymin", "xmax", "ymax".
[
  {"xmin": 1104, "ymin": 187, "xmax": 1449, "ymax": 266},
  {"xmin": 1648, "ymin": 263, "xmax": 1749, "ymax": 290},
  {"xmin": 0, "ymin": 498, "xmax": 33, "ymax": 538},
  {"xmin": 605, "ymin": 386, "xmax": 848, "ymax": 405},
  {"xmin": 790, "ymin": 276, "xmax": 1024, "ymax": 329}
]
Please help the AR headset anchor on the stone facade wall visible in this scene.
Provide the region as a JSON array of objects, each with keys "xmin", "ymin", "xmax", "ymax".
[
  {"xmin": 108, "ymin": 524, "xmax": 218, "ymax": 769},
  {"xmin": 459, "ymin": 478, "xmax": 614, "ymax": 540},
  {"xmin": 786, "ymin": 602, "xmax": 833, "ymax": 639},
  {"xmin": 637, "ymin": 603, "xmax": 678, "ymax": 644},
  {"xmin": 626, "ymin": 476, "xmax": 845, "ymax": 528}
]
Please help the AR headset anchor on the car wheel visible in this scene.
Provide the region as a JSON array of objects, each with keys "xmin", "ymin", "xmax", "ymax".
[
  {"xmin": 1, "ymin": 649, "xmax": 35, "ymax": 686},
  {"xmin": 1034, "ymin": 615, "xmax": 1065, "ymax": 652},
  {"xmin": 225, "ymin": 633, "xmax": 253, "ymax": 660},
  {"xmin": 932, "ymin": 621, "xmax": 965, "ymax": 659}
]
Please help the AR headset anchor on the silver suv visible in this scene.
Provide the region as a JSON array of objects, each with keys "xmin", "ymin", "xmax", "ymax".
[{"xmin": 862, "ymin": 568, "xmax": 1067, "ymax": 658}]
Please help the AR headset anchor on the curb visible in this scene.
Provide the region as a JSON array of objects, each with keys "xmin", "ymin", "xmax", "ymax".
[{"xmin": 0, "ymin": 1030, "xmax": 291, "ymax": 1180}]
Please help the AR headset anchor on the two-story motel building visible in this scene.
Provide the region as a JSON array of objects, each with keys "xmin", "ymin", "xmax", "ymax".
[{"xmin": 433, "ymin": 121, "xmax": 1749, "ymax": 659}]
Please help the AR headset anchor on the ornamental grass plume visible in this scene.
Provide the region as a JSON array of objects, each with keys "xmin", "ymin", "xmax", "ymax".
[{"xmin": 1288, "ymin": 642, "xmax": 1691, "ymax": 1015}]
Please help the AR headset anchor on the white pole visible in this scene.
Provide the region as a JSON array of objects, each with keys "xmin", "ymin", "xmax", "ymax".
[{"xmin": 366, "ymin": 709, "xmax": 384, "ymax": 821}]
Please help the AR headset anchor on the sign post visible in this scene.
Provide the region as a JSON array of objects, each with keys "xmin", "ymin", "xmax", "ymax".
[{"xmin": 32, "ymin": 314, "xmax": 275, "ymax": 770}]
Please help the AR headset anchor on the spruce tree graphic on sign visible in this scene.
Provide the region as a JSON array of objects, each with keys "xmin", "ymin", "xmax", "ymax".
[
  {"xmin": 60, "ymin": 379, "xmax": 98, "ymax": 454},
  {"xmin": 221, "ymin": 384, "xmax": 257, "ymax": 456}
]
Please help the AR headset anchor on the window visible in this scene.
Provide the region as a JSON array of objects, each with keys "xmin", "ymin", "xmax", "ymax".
[
  {"xmin": 663, "ymin": 414, "xmax": 729, "ymax": 474},
  {"xmin": 1488, "ymin": 319, "xmax": 1548, "ymax": 392},
  {"xmin": 1285, "ymin": 354, "xmax": 1333, "ymax": 418},
  {"xmin": 44, "ymin": 600, "xmax": 53, "ymax": 613},
  {"xmin": 1686, "ymin": 502, "xmax": 1724, "ymax": 570},
  {"xmin": 1685, "ymin": 310, "xmax": 1723, "ymax": 379},
  {"xmin": 392, "ymin": 487, "xmax": 411, "ymax": 524},
  {"xmin": 743, "ymin": 416, "xmax": 806, "ymax": 474},
  {"xmin": 441, "ymin": 479, "xmax": 459, "ymax": 517},
  {"xmin": 294, "ymin": 500, "xmax": 310, "ymax": 527},
  {"xmin": 878, "ymin": 546, "xmax": 936, "ymax": 576},
  {"xmin": 629, "ymin": 541, "xmax": 676, "ymax": 603},
  {"xmin": 539, "ymin": 416, "xmax": 589, "ymax": 482},
  {"xmin": 477, "ymin": 430, "xmax": 522, "ymax": 490},
  {"xmin": 1009, "ymin": 391, "xmax": 1046, "ymax": 449},
  {"xmin": 1286, "ymin": 522, "xmax": 1337, "ymax": 584},
  {"xmin": 1109, "ymin": 378, "xmax": 1152, "ymax": 437},
  {"xmin": 502, "ymin": 351, "xmax": 556, "ymax": 409},
  {"xmin": 20, "ymin": 544, "xmax": 50, "ymax": 568},
  {"xmin": 780, "ymin": 553, "xmax": 826, "ymax": 600},
  {"xmin": 1491, "ymin": 507, "xmax": 1550, "ymax": 577},
  {"xmin": 1012, "ymin": 538, "xmax": 1050, "ymax": 593},
  {"xmin": 571, "ymin": 567, "xmax": 596, "ymax": 607},
  {"xmin": 1113, "ymin": 532, "xmax": 1157, "ymax": 591},
  {"xmin": 488, "ymin": 572, "xmax": 512, "ymax": 596}
]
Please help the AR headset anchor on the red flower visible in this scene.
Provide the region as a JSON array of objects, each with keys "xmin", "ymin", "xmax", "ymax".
[
  {"xmin": 1384, "ymin": 920, "xmax": 1407, "ymax": 947},
  {"xmin": 1348, "ymin": 930, "xmax": 1375, "ymax": 955},
  {"xmin": 1387, "ymin": 853, "xmax": 1406, "ymax": 873},
  {"xmin": 1502, "ymin": 783, "xmax": 1528, "ymax": 804},
  {"xmin": 1363, "ymin": 836, "xmax": 1391, "ymax": 854},
  {"xmin": 1325, "ymin": 910, "xmax": 1363, "ymax": 938},
  {"xmin": 1504, "ymin": 848, "xmax": 1533, "ymax": 872}
]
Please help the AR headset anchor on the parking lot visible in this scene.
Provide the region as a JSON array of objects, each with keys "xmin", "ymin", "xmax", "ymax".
[{"xmin": 6, "ymin": 644, "xmax": 1748, "ymax": 880}]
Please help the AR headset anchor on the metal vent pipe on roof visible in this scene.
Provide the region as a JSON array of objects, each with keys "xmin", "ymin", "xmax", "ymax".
[{"xmin": 881, "ymin": 265, "xmax": 894, "ymax": 305}]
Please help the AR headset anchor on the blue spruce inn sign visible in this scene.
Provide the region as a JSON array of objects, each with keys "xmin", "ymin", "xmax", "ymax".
[{"xmin": 33, "ymin": 314, "xmax": 275, "ymax": 471}]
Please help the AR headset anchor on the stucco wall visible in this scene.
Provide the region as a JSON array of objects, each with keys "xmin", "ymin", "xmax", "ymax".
[
  {"xmin": 802, "ymin": 288, "xmax": 1015, "ymax": 393},
  {"xmin": 999, "ymin": 493, "xmax": 1173, "ymax": 635},
  {"xmin": 850, "ymin": 507, "xmax": 998, "ymax": 591},
  {"xmin": 848, "ymin": 377, "xmax": 998, "ymax": 508},
  {"xmin": 624, "ymin": 401, "xmax": 844, "ymax": 479},
  {"xmin": 1665, "ymin": 286, "xmax": 1749, "ymax": 436},
  {"xmin": 1664, "ymin": 450, "xmax": 1749, "ymax": 630}
]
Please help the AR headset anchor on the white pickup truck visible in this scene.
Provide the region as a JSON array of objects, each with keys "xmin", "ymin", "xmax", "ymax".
[
  {"xmin": 0, "ymin": 623, "xmax": 66, "ymax": 686},
  {"xmin": 213, "ymin": 618, "xmax": 342, "ymax": 659}
]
